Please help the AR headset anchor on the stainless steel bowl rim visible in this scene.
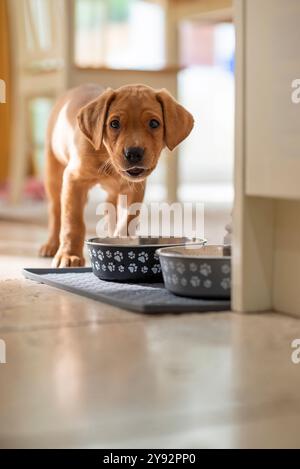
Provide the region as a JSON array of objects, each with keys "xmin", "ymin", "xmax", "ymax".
[
  {"xmin": 85, "ymin": 237, "xmax": 207, "ymax": 248},
  {"xmin": 156, "ymin": 244, "xmax": 230, "ymax": 260}
]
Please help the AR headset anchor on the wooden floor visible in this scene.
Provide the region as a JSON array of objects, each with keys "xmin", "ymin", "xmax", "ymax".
[{"xmin": 0, "ymin": 220, "xmax": 300, "ymax": 448}]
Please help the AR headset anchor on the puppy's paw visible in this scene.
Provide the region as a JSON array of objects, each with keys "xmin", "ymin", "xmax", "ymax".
[
  {"xmin": 39, "ymin": 241, "xmax": 59, "ymax": 258},
  {"xmin": 52, "ymin": 252, "xmax": 85, "ymax": 268}
]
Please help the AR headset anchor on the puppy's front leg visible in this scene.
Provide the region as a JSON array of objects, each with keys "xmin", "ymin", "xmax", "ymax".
[
  {"xmin": 115, "ymin": 182, "xmax": 146, "ymax": 237},
  {"xmin": 53, "ymin": 170, "xmax": 89, "ymax": 268}
]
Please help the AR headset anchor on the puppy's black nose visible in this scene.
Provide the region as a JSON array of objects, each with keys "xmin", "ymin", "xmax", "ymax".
[{"xmin": 124, "ymin": 147, "xmax": 144, "ymax": 164}]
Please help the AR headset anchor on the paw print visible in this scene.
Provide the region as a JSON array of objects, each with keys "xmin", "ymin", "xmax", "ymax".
[
  {"xmin": 102, "ymin": 264, "xmax": 107, "ymax": 272},
  {"xmin": 171, "ymin": 273, "xmax": 178, "ymax": 285},
  {"xmin": 92, "ymin": 248, "xmax": 97, "ymax": 257},
  {"xmin": 94, "ymin": 261, "xmax": 100, "ymax": 271},
  {"xmin": 97, "ymin": 250, "xmax": 104, "ymax": 261},
  {"xmin": 118, "ymin": 265, "xmax": 125, "ymax": 272},
  {"xmin": 106, "ymin": 250, "xmax": 112, "ymax": 259},
  {"xmin": 203, "ymin": 279, "xmax": 212, "ymax": 289},
  {"xmin": 107, "ymin": 262, "xmax": 115, "ymax": 272},
  {"xmin": 189, "ymin": 262, "xmax": 198, "ymax": 272},
  {"xmin": 200, "ymin": 263, "xmax": 212, "ymax": 277},
  {"xmin": 128, "ymin": 263, "xmax": 138, "ymax": 273},
  {"xmin": 128, "ymin": 251, "xmax": 135, "ymax": 260},
  {"xmin": 221, "ymin": 263, "xmax": 231, "ymax": 275},
  {"xmin": 141, "ymin": 266, "xmax": 148, "ymax": 274},
  {"xmin": 180, "ymin": 277, "xmax": 188, "ymax": 287},
  {"xmin": 190, "ymin": 276, "xmax": 201, "ymax": 287},
  {"xmin": 221, "ymin": 278, "xmax": 231, "ymax": 290},
  {"xmin": 151, "ymin": 264, "xmax": 161, "ymax": 274},
  {"xmin": 114, "ymin": 251, "xmax": 123, "ymax": 262},
  {"xmin": 176, "ymin": 262, "xmax": 185, "ymax": 274},
  {"xmin": 138, "ymin": 251, "xmax": 149, "ymax": 263},
  {"xmin": 154, "ymin": 253, "xmax": 159, "ymax": 261}
]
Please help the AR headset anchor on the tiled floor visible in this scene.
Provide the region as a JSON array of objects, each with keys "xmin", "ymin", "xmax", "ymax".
[{"xmin": 0, "ymin": 220, "xmax": 300, "ymax": 448}]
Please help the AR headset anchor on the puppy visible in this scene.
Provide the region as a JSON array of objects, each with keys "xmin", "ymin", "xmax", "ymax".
[{"xmin": 39, "ymin": 84, "xmax": 194, "ymax": 267}]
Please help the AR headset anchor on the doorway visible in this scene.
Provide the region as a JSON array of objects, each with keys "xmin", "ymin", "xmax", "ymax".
[{"xmin": 177, "ymin": 19, "xmax": 235, "ymax": 242}]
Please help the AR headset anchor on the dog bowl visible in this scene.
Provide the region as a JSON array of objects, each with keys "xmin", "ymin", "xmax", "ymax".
[
  {"xmin": 86, "ymin": 237, "xmax": 206, "ymax": 282},
  {"xmin": 157, "ymin": 244, "xmax": 231, "ymax": 299}
]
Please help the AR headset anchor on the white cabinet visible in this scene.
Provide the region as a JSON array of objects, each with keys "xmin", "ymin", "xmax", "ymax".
[
  {"xmin": 245, "ymin": 0, "xmax": 300, "ymax": 199},
  {"xmin": 233, "ymin": 0, "xmax": 300, "ymax": 315}
]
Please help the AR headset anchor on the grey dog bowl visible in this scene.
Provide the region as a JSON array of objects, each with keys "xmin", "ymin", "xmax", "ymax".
[
  {"xmin": 157, "ymin": 244, "xmax": 231, "ymax": 299},
  {"xmin": 86, "ymin": 237, "xmax": 206, "ymax": 282}
]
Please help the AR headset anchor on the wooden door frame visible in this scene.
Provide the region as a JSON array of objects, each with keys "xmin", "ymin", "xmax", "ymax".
[{"xmin": 0, "ymin": 0, "xmax": 11, "ymax": 184}]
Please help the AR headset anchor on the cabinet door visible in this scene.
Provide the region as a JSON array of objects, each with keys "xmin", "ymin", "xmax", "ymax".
[{"xmin": 245, "ymin": 0, "xmax": 300, "ymax": 199}]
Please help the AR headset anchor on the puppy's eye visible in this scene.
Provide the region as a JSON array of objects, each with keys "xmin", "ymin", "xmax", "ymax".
[
  {"xmin": 110, "ymin": 120, "xmax": 120, "ymax": 129},
  {"xmin": 149, "ymin": 119, "xmax": 160, "ymax": 129}
]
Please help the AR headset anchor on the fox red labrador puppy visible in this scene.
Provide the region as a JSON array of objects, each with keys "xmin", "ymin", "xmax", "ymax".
[{"xmin": 39, "ymin": 84, "xmax": 194, "ymax": 267}]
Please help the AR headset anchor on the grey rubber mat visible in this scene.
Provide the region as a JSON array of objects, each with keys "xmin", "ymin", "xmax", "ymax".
[{"xmin": 23, "ymin": 268, "xmax": 231, "ymax": 314}]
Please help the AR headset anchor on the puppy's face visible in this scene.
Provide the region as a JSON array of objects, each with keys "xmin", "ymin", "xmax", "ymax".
[
  {"xmin": 78, "ymin": 85, "xmax": 194, "ymax": 182},
  {"xmin": 104, "ymin": 90, "xmax": 165, "ymax": 180}
]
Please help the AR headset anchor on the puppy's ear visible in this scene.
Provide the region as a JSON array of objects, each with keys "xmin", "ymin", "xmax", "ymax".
[
  {"xmin": 156, "ymin": 89, "xmax": 194, "ymax": 151},
  {"xmin": 77, "ymin": 88, "xmax": 116, "ymax": 150}
]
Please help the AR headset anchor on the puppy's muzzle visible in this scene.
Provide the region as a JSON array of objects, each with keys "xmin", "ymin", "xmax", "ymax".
[
  {"xmin": 123, "ymin": 147, "xmax": 148, "ymax": 178},
  {"xmin": 124, "ymin": 147, "xmax": 144, "ymax": 164}
]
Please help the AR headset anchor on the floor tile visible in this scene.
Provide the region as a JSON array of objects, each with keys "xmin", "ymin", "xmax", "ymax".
[{"xmin": 0, "ymin": 313, "xmax": 300, "ymax": 448}]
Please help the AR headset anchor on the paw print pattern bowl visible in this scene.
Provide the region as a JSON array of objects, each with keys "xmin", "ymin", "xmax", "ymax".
[
  {"xmin": 86, "ymin": 237, "xmax": 206, "ymax": 282},
  {"xmin": 157, "ymin": 244, "xmax": 231, "ymax": 299}
]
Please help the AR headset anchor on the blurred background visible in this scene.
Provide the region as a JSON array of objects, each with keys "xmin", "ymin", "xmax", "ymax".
[{"xmin": 0, "ymin": 0, "xmax": 234, "ymax": 241}]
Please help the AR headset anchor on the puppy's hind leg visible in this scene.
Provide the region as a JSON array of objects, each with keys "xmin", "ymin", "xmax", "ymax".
[{"xmin": 39, "ymin": 147, "xmax": 64, "ymax": 258}]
